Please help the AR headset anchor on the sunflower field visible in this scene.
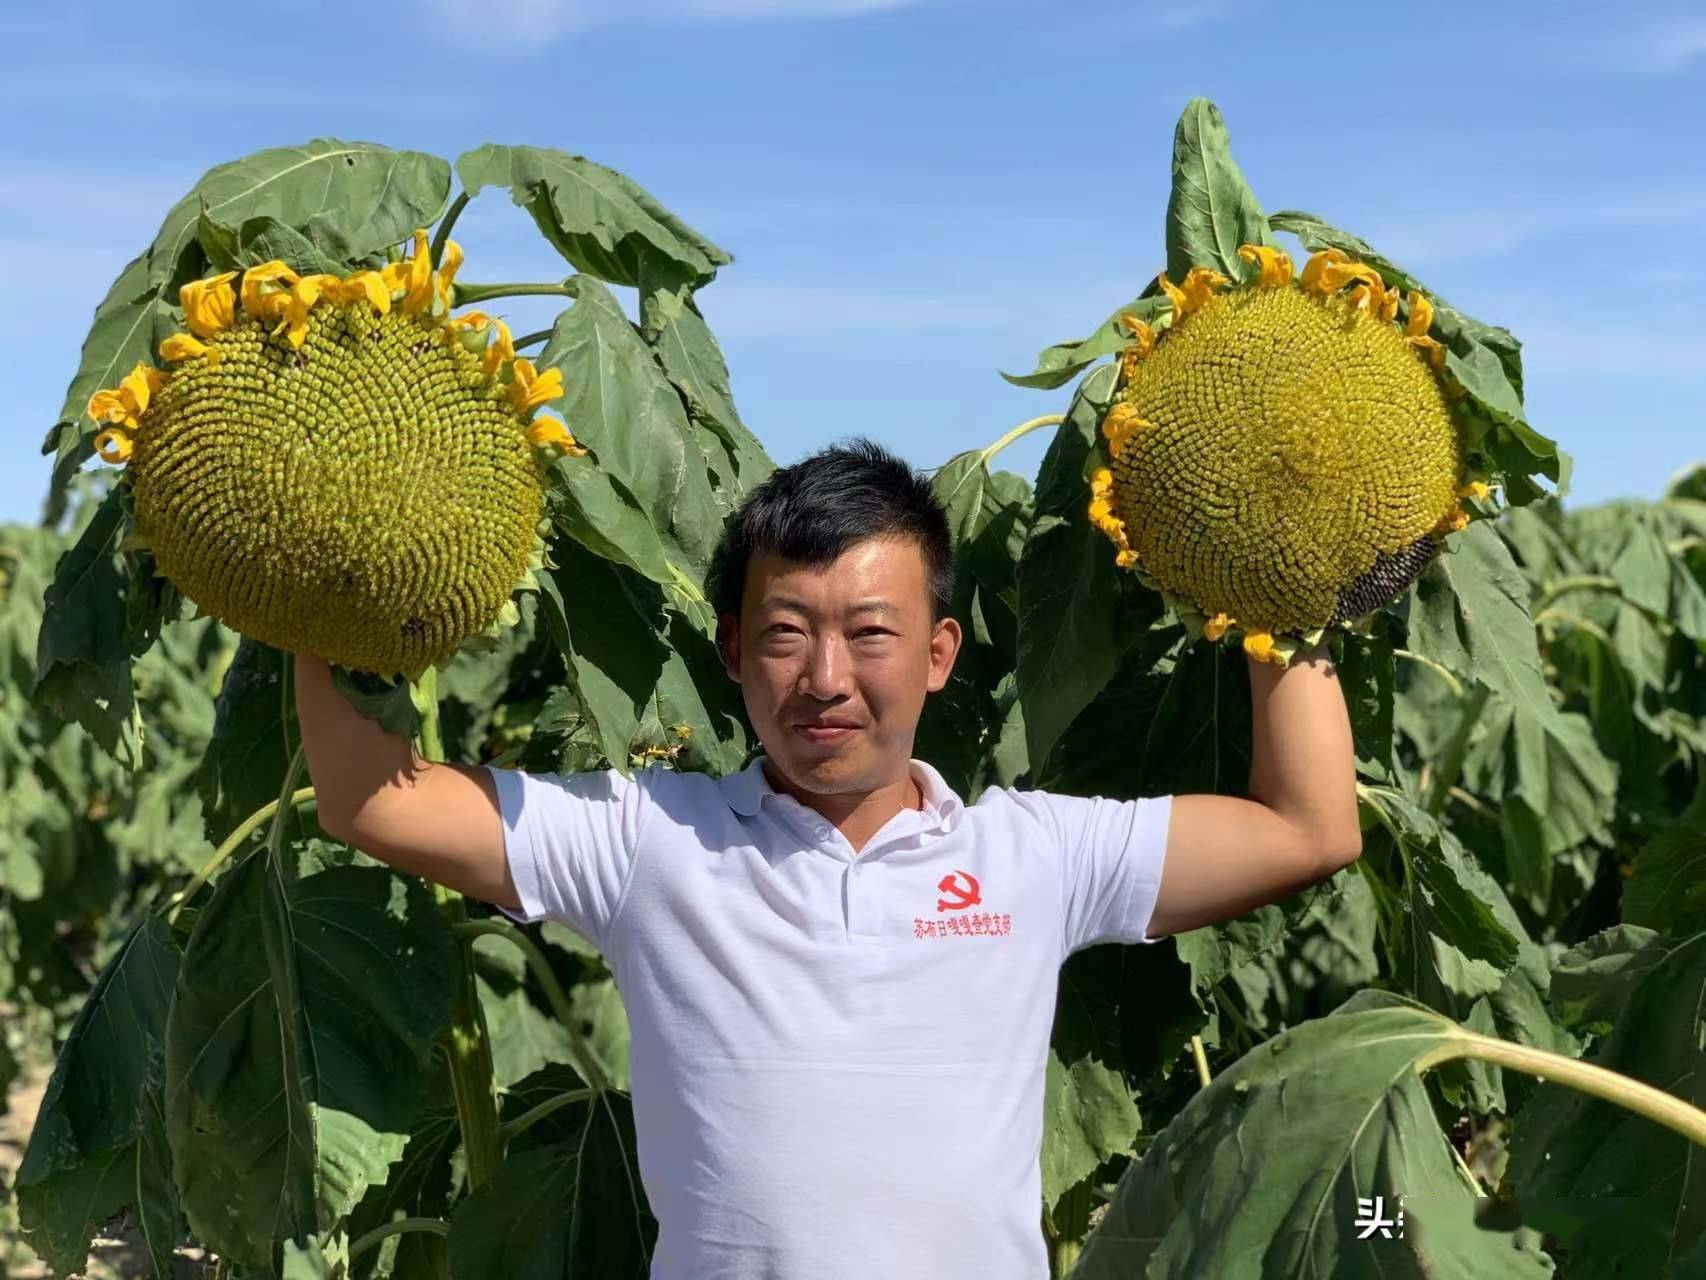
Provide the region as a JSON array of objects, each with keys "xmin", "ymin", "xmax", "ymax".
[{"xmin": 3, "ymin": 99, "xmax": 1705, "ymax": 1279}]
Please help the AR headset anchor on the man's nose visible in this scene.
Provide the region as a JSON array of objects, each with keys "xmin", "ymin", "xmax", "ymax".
[{"xmin": 798, "ymin": 635, "xmax": 852, "ymax": 700}]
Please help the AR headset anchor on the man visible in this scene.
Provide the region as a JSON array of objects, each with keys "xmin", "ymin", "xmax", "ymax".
[{"xmin": 296, "ymin": 440, "xmax": 1362, "ymax": 1279}]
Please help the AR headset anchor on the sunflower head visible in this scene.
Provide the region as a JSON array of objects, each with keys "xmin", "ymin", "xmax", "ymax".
[
  {"xmin": 1089, "ymin": 245, "xmax": 1487, "ymax": 656},
  {"xmin": 84, "ymin": 230, "xmax": 585, "ymax": 677}
]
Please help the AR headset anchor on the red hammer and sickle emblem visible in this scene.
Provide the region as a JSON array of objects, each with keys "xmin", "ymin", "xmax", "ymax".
[{"xmin": 936, "ymin": 870, "xmax": 982, "ymax": 913}]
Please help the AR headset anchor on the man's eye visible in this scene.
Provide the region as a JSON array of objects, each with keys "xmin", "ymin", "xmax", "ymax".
[{"xmin": 854, "ymin": 627, "xmax": 892, "ymax": 640}]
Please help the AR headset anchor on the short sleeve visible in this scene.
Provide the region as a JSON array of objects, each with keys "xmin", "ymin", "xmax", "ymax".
[
  {"xmin": 484, "ymin": 765, "xmax": 650, "ymax": 951},
  {"xmin": 1038, "ymin": 791, "xmax": 1174, "ymax": 956}
]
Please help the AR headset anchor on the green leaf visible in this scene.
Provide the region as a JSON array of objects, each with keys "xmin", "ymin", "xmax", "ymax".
[
  {"xmin": 32, "ymin": 487, "xmax": 150, "ymax": 767},
  {"xmin": 1363, "ymin": 788, "xmax": 1523, "ymax": 1008},
  {"xmin": 1338, "ymin": 623, "xmax": 1396, "ymax": 781},
  {"xmin": 1622, "ymin": 787, "xmax": 1706, "ymax": 937},
  {"xmin": 165, "ymin": 853, "xmax": 458, "ymax": 1270},
  {"xmin": 456, "ymin": 144, "xmax": 729, "ymax": 308},
  {"xmin": 197, "ymin": 639, "xmax": 293, "ymax": 842},
  {"xmin": 536, "ymin": 281, "xmax": 729, "ymax": 581},
  {"xmin": 644, "ymin": 296, "xmax": 773, "ymax": 499},
  {"xmin": 1001, "ymin": 296, "xmax": 1169, "ymax": 391},
  {"xmin": 570, "ymin": 979, "xmax": 633, "ymax": 1093},
  {"xmin": 16, "ymin": 916, "xmax": 181, "ymax": 1278},
  {"xmin": 1016, "ymin": 365, "xmax": 1138, "ymax": 768},
  {"xmin": 1508, "ymin": 926, "xmax": 1706, "ymax": 1274},
  {"xmin": 199, "ymin": 212, "xmax": 347, "ymax": 276},
  {"xmin": 1041, "ymin": 1049, "xmax": 1141, "ymax": 1212},
  {"xmin": 1408, "ymin": 521, "xmax": 1554, "ymax": 723},
  {"xmin": 347, "ymin": 1062, "xmax": 460, "ymax": 1280},
  {"xmin": 448, "ymin": 1077, "xmax": 653, "ymax": 1279},
  {"xmin": 1074, "ymin": 994, "xmax": 1556, "ymax": 1279},
  {"xmin": 44, "ymin": 141, "xmax": 451, "ymax": 511},
  {"xmin": 1164, "ymin": 98, "xmax": 1271, "ymax": 284}
]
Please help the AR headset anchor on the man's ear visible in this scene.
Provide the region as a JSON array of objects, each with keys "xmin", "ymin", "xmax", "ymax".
[
  {"xmin": 925, "ymin": 616, "xmax": 963, "ymax": 693},
  {"xmin": 716, "ymin": 613, "xmax": 741, "ymax": 682}
]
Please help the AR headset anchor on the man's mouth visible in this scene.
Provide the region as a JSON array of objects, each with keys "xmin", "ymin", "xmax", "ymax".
[{"xmin": 792, "ymin": 720, "xmax": 861, "ymax": 745}]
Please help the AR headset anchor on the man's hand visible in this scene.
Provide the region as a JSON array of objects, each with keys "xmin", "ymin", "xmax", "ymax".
[{"xmin": 1144, "ymin": 645, "xmax": 1362, "ymax": 939}]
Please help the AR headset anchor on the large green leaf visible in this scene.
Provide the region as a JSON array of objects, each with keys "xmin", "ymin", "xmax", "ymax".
[
  {"xmin": 1164, "ymin": 98, "xmax": 1272, "ymax": 284},
  {"xmin": 643, "ymin": 296, "xmax": 773, "ymax": 501},
  {"xmin": 1015, "ymin": 365, "xmax": 1153, "ymax": 768},
  {"xmin": 447, "ymin": 1069, "xmax": 653, "ymax": 1279},
  {"xmin": 197, "ymin": 638, "xmax": 294, "ymax": 842},
  {"xmin": 536, "ymin": 280, "xmax": 729, "ymax": 583},
  {"xmin": 1622, "ymin": 788, "xmax": 1706, "ymax": 936},
  {"xmin": 16, "ymin": 916, "xmax": 181, "ymax": 1278},
  {"xmin": 165, "ymin": 853, "xmax": 457, "ymax": 1271},
  {"xmin": 1041, "ymin": 1049, "xmax": 1141, "ymax": 1212},
  {"xmin": 1362, "ymin": 788, "xmax": 1523, "ymax": 1008},
  {"xmin": 1408, "ymin": 521, "xmax": 1554, "ymax": 723},
  {"xmin": 1508, "ymin": 925, "xmax": 1706, "ymax": 1275},
  {"xmin": 1073, "ymin": 993, "xmax": 1556, "ymax": 1279},
  {"xmin": 347, "ymin": 1061, "xmax": 460, "ymax": 1280},
  {"xmin": 1001, "ymin": 296, "xmax": 1169, "ymax": 391},
  {"xmin": 31, "ymin": 487, "xmax": 151, "ymax": 767},
  {"xmin": 456, "ymin": 144, "xmax": 728, "ymax": 312},
  {"xmin": 44, "ymin": 141, "xmax": 451, "ymax": 512}
]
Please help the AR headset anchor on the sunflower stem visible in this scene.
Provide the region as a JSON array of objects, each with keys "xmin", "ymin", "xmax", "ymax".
[
  {"xmin": 980, "ymin": 414, "xmax": 1065, "ymax": 467},
  {"xmin": 453, "ymin": 280, "xmax": 580, "ymax": 306},
  {"xmin": 430, "ymin": 192, "xmax": 472, "ymax": 268},
  {"xmin": 1391, "ymin": 647, "xmax": 1464, "ymax": 698},
  {"xmin": 1418, "ymin": 1030, "xmax": 1706, "ymax": 1149},
  {"xmin": 411, "ymin": 672, "xmax": 505, "ymax": 1190},
  {"xmin": 1425, "ymin": 684, "xmax": 1490, "ymax": 817},
  {"xmin": 513, "ymin": 328, "xmax": 553, "ymax": 351},
  {"xmin": 1189, "ymin": 1035, "xmax": 1212, "ymax": 1088},
  {"xmin": 452, "ymin": 918, "xmax": 611, "ymax": 1095},
  {"xmin": 349, "ymin": 1217, "xmax": 451, "ymax": 1262},
  {"xmin": 167, "ymin": 785, "xmax": 317, "ymax": 924},
  {"xmin": 1531, "ymin": 574, "xmax": 1621, "ymax": 616},
  {"xmin": 501, "ymin": 1087, "xmax": 595, "ymax": 1143}
]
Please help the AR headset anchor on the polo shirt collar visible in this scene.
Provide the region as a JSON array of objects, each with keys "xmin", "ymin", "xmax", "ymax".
[{"xmin": 720, "ymin": 755, "xmax": 964, "ymax": 831}]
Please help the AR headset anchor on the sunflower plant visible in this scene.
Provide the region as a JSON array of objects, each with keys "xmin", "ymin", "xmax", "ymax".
[{"xmin": 9, "ymin": 108, "xmax": 1706, "ymax": 1280}]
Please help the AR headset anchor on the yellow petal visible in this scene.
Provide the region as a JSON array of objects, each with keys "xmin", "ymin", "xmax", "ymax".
[
  {"xmin": 87, "ymin": 388, "xmax": 133, "ymax": 426},
  {"xmin": 1237, "ymin": 244, "xmax": 1293, "ymax": 288},
  {"xmin": 159, "ymin": 333, "xmax": 209, "ymax": 362},
  {"xmin": 1157, "ymin": 272, "xmax": 1187, "ymax": 320},
  {"xmin": 1202, "ymin": 612, "xmax": 1232, "ymax": 641},
  {"xmin": 1458, "ymin": 480, "xmax": 1493, "ymax": 501},
  {"xmin": 1433, "ymin": 506, "xmax": 1471, "ymax": 536},
  {"xmin": 509, "ymin": 359, "xmax": 565, "ymax": 412},
  {"xmin": 1298, "ymin": 248, "xmax": 1347, "ymax": 294},
  {"xmin": 241, "ymin": 260, "xmax": 300, "ymax": 323},
  {"xmin": 1404, "ymin": 291, "xmax": 1435, "ymax": 338},
  {"xmin": 400, "ymin": 229, "xmax": 435, "ymax": 315},
  {"xmin": 483, "ymin": 318, "xmax": 516, "ymax": 377},
  {"xmin": 280, "ymin": 275, "xmax": 335, "ymax": 349},
  {"xmin": 94, "ymin": 428, "xmax": 133, "ymax": 465},
  {"xmin": 1243, "ymin": 630, "xmax": 1281, "ymax": 663},
  {"xmin": 1100, "ymin": 402, "xmax": 1149, "ymax": 458},
  {"xmin": 119, "ymin": 363, "xmax": 161, "ymax": 419},
  {"xmin": 1118, "ymin": 313, "xmax": 1157, "ymax": 357},
  {"xmin": 1300, "ymin": 249, "xmax": 1380, "ymax": 297},
  {"xmin": 325, "ymin": 270, "xmax": 391, "ymax": 315},
  {"xmin": 449, "ymin": 310, "xmax": 492, "ymax": 333},
  {"xmin": 1180, "ymin": 266, "xmax": 1230, "ymax": 313},
  {"xmin": 527, "ymin": 415, "xmax": 588, "ymax": 456},
  {"xmin": 436, "ymin": 238, "xmax": 463, "ymax": 309},
  {"xmin": 180, "ymin": 270, "xmax": 237, "ymax": 339}
]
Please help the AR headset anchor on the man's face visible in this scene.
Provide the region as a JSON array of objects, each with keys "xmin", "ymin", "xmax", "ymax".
[{"xmin": 720, "ymin": 537, "xmax": 962, "ymax": 797}]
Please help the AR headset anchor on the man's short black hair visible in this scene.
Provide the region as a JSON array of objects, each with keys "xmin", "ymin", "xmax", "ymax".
[{"xmin": 708, "ymin": 438, "xmax": 955, "ymax": 620}]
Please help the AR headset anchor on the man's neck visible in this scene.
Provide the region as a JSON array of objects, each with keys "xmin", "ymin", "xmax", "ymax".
[{"xmin": 761, "ymin": 760, "xmax": 922, "ymax": 854}]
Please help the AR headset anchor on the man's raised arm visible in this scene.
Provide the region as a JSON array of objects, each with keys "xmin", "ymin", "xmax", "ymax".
[
  {"xmin": 295, "ymin": 653, "xmax": 521, "ymax": 911},
  {"xmin": 1146, "ymin": 646, "xmax": 1363, "ymax": 938}
]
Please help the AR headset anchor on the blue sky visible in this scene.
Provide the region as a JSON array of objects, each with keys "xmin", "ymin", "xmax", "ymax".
[{"xmin": 2, "ymin": 0, "xmax": 1702, "ymax": 525}]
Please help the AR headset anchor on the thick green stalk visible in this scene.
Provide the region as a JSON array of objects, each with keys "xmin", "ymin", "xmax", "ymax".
[
  {"xmin": 167, "ymin": 785, "xmax": 317, "ymax": 923},
  {"xmin": 453, "ymin": 918, "xmax": 610, "ymax": 1094},
  {"xmin": 981, "ymin": 414, "xmax": 1065, "ymax": 467},
  {"xmin": 1531, "ymin": 573, "xmax": 1621, "ymax": 616},
  {"xmin": 412, "ymin": 670, "xmax": 504, "ymax": 1189},
  {"xmin": 1417, "ymin": 1030, "xmax": 1706, "ymax": 1148},
  {"xmin": 452, "ymin": 280, "xmax": 578, "ymax": 306},
  {"xmin": 349, "ymin": 1217, "xmax": 451, "ymax": 1261},
  {"xmin": 1048, "ymin": 1180, "xmax": 1094, "ymax": 1277},
  {"xmin": 429, "ymin": 192, "xmax": 471, "ymax": 268},
  {"xmin": 513, "ymin": 328, "xmax": 552, "ymax": 351}
]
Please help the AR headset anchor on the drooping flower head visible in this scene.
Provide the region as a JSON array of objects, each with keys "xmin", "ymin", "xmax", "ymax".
[
  {"xmin": 1090, "ymin": 245, "xmax": 1488, "ymax": 664},
  {"xmin": 83, "ymin": 230, "xmax": 586, "ymax": 677}
]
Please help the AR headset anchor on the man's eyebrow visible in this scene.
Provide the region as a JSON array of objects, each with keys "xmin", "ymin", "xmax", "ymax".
[{"xmin": 846, "ymin": 599, "xmax": 897, "ymax": 615}]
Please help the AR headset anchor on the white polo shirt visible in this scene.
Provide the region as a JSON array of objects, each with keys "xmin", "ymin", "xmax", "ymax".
[{"xmin": 487, "ymin": 756, "xmax": 1172, "ymax": 1280}]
